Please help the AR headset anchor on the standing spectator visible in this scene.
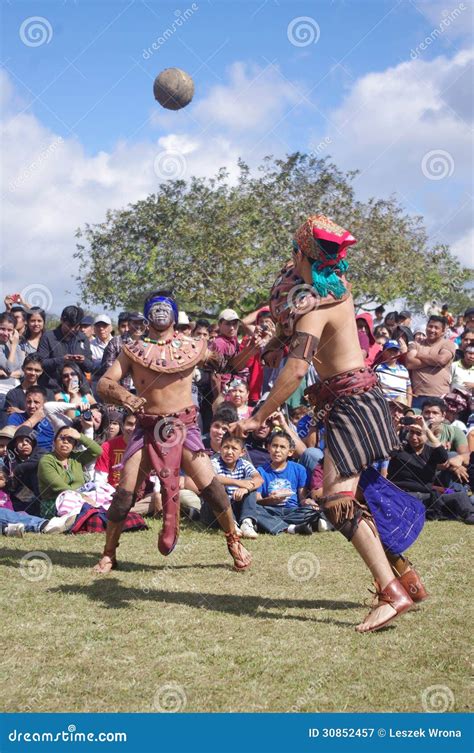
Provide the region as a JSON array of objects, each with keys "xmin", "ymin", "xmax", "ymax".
[
  {"xmin": 100, "ymin": 312, "xmax": 146, "ymax": 392},
  {"xmin": 414, "ymin": 330, "xmax": 426, "ymax": 345},
  {"xmin": 11, "ymin": 305, "xmax": 27, "ymax": 338},
  {"xmin": 441, "ymin": 304, "xmax": 455, "ymax": 328},
  {"xmin": 384, "ymin": 311, "xmax": 399, "ymax": 337},
  {"xmin": 356, "ymin": 313, "xmax": 381, "ymax": 366},
  {"xmin": 241, "ymin": 307, "xmax": 275, "ymax": 405},
  {"xmin": 193, "ymin": 319, "xmax": 211, "ymax": 339},
  {"xmin": 373, "ymin": 305, "xmax": 386, "ymax": 329},
  {"xmin": 207, "ymin": 308, "xmax": 249, "ymax": 399},
  {"xmin": 80, "ymin": 315, "xmax": 95, "ymax": 341},
  {"xmin": 38, "ymin": 305, "xmax": 93, "ymax": 387},
  {"xmin": 90, "ymin": 315, "xmax": 113, "ymax": 382},
  {"xmin": 405, "ymin": 315, "xmax": 456, "ymax": 409},
  {"xmin": 375, "ymin": 340, "xmax": 412, "ymax": 404},
  {"xmin": 117, "ymin": 312, "xmax": 131, "ymax": 337},
  {"xmin": 176, "ymin": 312, "xmax": 193, "ymax": 335},
  {"xmin": 20, "ymin": 308, "xmax": 46, "ymax": 354},
  {"xmin": 451, "ymin": 345, "xmax": 474, "ymax": 393},
  {"xmin": 0, "ymin": 312, "xmax": 25, "ymax": 417},
  {"xmin": 397, "ymin": 310, "xmax": 414, "ymax": 340}
]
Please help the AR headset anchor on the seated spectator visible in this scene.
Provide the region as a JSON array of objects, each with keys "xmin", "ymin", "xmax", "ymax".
[
  {"xmin": 443, "ymin": 390, "xmax": 471, "ymax": 434},
  {"xmin": 245, "ymin": 419, "xmax": 272, "ymax": 467},
  {"xmin": 0, "ymin": 312, "xmax": 25, "ymax": 411},
  {"xmin": 451, "ymin": 345, "xmax": 474, "ymax": 393},
  {"xmin": 54, "ymin": 362, "xmax": 93, "ymax": 412},
  {"xmin": 20, "ymin": 307, "xmax": 46, "ymax": 354},
  {"xmin": 0, "ymin": 466, "xmax": 76, "ymax": 536},
  {"xmin": 0, "ymin": 425, "xmax": 16, "ymax": 462},
  {"xmin": 255, "ymin": 431, "xmax": 327, "ymax": 535},
  {"xmin": 406, "ymin": 315, "xmax": 456, "ymax": 409},
  {"xmin": 375, "ymin": 340, "xmax": 411, "ymax": 405},
  {"xmin": 38, "ymin": 426, "xmax": 102, "ymax": 518},
  {"xmin": 4, "ymin": 427, "xmax": 44, "ymax": 516},
  {"xmin": 4, "ymin": 354, "xmax": 54, "ymax": 414},
  {"xmin": 373, "ymin": 325, "xmax": 389, "ymax": 346},
  {"xmin": 106, "ymin": 410, "xmax": 123, "ymax": 441},
  {"xmin": 421, "ymin": 398, "xmax": 468, "ymax": 454},
  {"xmin": 222, "ymin": 378, "xmax": 253, "ymax": 419},
  {"xmin": 201, "ymin": 433, "xmax": 262, "ymax": 539},
  {"xmin": 387, "ymin": 415, "xmax": 448, "ymax": 494},
  {"xmin": 202, "ymin": 404, "xmax": 238, "ymax": 454},
  {"xmin": 6, "ymin": 386, "xmax": 54, "ymax": 451},
  {"xmin": 94, "ymin": 413, "xmax": 137, "ymax": 488},
  {"xmin": 388, "ymin": 416, "xmax": 473, "ymax": 524},
  {"xmin": 37, "ymin": 305, "xmax": 93, "ymax": 387}
]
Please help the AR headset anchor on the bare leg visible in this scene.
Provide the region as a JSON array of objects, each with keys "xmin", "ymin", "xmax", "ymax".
[
  {"xmin": 181, "ymin": 448, "xmax": 252, "ymax": 570},
  {"xmin": 323, "ymin": 453, "xmax": 411, "ymax": 631},
  {"xmin": 94, "ymin": 449, "xmax": 152, "ymax": 574}
]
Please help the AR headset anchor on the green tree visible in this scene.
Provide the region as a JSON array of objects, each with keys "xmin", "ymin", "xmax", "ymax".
[{"xmin": 74, "ymin": 153, "xmax": 473, "ymax": 315}]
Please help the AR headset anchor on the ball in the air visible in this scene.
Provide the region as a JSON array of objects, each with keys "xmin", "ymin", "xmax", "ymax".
[{"xmin": 153, "ymin": 68, "xmax": 195, "ymax": 110}]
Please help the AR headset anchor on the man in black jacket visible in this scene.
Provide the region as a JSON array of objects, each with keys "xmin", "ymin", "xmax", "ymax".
[{"xmin": 38, "ymin": 306, "xmax": 93, "ymax": 387}]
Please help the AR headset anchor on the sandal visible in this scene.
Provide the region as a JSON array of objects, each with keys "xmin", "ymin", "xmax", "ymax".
[
  {"xmin": 398, "ymin": 568, "xmax": 428, "ymax": 602},
  {"xmin": 356, "ymin": 577, "xmax": 413, "ymax": 633},
  {"xmin": 225, "ymin": 531, "xmax": 252, "ymax": 572},
  {"xmin": 93, "ymin": 554, "xmax": 118, "ymax": 575}
]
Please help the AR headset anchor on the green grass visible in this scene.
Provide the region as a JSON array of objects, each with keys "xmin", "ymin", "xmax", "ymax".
[{"xmin": 0, "ymin": 520, "xmax": 471, "ymax": 713}]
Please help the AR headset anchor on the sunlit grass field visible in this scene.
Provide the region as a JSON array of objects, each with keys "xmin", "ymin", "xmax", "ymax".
[{"xmin": 1, "ymin": 520, "xmax": 471, "ymax": 714}]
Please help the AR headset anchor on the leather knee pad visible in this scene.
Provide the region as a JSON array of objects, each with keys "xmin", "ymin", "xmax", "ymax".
[
  {"xmin": 200, "ymin": 478, "xmax": 230, "ymax": 516},
  {"xmin": 322, "ymin": 493, "xmax": 374, "ymax": 542},
  {"xmin": 107, "ymin": 488, "xmax": 135, "ymax": 523}
]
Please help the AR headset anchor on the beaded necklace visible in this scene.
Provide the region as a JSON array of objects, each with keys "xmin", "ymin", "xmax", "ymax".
[{"xmin": 143, "ymin": 335, "xmax": 174, "ymax": 346}]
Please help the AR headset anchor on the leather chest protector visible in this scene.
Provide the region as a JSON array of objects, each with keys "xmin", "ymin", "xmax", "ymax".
[
  {"xmin": 123, "ymin": 334, "xmax": 207, "ymax": 374},
  {"xmin": 269, "ymin": 261, "xmax": 350, "ymax": 338}
]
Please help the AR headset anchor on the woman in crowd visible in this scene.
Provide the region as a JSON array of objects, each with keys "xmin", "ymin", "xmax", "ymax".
[
  {"xmin": 54, "ymin": 362, "xmax": 92, "ymax": 410},
  {"xmin": 38, "ymin": 426, "xmax": 102, "ymax": 518},
  {"xmin": 225, "ymin": 379, "xmax": 253, "ymax": 419},
  {"xmin": 20, "ymin": 308, "xmax": 46, "ymax": 354}
]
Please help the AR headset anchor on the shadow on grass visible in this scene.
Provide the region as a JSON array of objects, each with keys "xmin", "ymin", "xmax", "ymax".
[
  {"xmin": 50, "ymin": 578, "xmax": 361, "ymax": 626},
  {"xmin": 0, "ymin": 547, "xmax": 159, "ymax": 573}
]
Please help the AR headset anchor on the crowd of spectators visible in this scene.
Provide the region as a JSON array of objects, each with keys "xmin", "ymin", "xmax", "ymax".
[{"xmin": 0, "ymin": 293, "xmax": 473, "ymax": 539}]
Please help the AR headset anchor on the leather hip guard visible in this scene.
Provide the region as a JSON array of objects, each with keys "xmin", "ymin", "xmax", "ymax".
[
  {"xmin": 125, "ymin": 406, "xmax": 204, "ymax": 555},
  {"xmin": 305, "ymin": 367, "xmax": 399, "ymax": 478}
]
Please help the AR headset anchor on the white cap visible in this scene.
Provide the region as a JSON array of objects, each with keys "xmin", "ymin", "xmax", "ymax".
[
  {"xmin": 218, "ymin": 308, "xmax": 239, "ymax": 322},
  {"xmin": 177, "ymin": 311, "xmax": 190, "ymax": 325},
  {"xmin": 94, "ymin": 314, "xmax": 112, "ymax": 325}
]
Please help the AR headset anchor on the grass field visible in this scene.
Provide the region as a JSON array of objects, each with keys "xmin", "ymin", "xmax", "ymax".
[{"xmin": 1, "ymin": 520, "xmax": 471, "ymax": 714}]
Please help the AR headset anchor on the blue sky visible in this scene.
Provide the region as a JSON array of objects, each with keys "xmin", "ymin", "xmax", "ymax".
[{"xmin": 1, "ymin": 0, "xmax": 472, "ymax": 314}]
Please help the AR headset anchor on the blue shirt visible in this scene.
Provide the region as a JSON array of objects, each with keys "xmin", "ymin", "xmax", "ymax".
[
  {"xmin": 7, "ymin": 412, "xmax": 54, "ymax": 452},
  {"xmin": 256, "ymin": 461, "xmax": 306, "ymax": 508}
]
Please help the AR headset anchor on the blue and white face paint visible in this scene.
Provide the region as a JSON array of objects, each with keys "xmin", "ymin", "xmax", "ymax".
[{"xmin": 146, "ymin": 300, "xmax": 175, "ymax": 331}]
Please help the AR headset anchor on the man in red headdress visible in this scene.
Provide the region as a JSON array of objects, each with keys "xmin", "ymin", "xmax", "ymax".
[{"xmin": 232, "ymin": 215, "xmax": 424, "ymax": 633}]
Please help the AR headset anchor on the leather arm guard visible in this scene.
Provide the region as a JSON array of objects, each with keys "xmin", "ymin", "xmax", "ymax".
[
  {"xmin": 287, "ymin": 331, "xmax": 319, "ymax": 364},
  {"xmin": 261, "ymin": 334, "xmax": 290, "ymax": 368}
]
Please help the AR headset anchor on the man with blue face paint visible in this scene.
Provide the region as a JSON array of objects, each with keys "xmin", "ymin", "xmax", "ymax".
[{"xmin": 94, "ymin": 289, "xmax": 270, "ymax": 575}]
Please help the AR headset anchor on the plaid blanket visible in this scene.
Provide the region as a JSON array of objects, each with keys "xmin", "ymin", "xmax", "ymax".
[{"xmin": 70, "ymin": 503, "xmax": 148, "ymax": 534}]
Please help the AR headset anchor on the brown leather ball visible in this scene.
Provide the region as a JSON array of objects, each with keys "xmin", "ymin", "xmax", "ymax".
[{"xmin": 153, "ymin": 68, "xmax": 195, "ymax": 110}]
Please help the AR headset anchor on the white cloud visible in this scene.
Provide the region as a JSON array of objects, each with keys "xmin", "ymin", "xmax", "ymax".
[{"xmin": 325, "ymin": 49, "xmax": 473, "ymax": 266}]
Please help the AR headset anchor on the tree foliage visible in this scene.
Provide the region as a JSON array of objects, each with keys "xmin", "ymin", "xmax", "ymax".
[{"xmin": 74, "ymin": 153, "xmax": 473, "ymax": 316}]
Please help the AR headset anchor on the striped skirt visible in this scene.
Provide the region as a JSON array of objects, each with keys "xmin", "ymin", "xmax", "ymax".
[{"xmin": 323, "ymin": 384, "xmax": 400, "ymax": 478}]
